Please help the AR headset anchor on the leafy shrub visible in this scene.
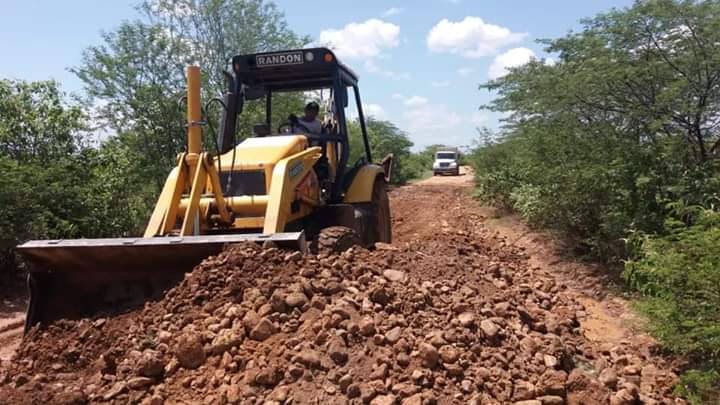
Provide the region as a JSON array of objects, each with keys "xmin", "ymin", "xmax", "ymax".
[
  {"xmin": 675, "ymin": 369, "xmax": 720, "ymax": 405},
  {"xmin": 624, "ymin": 208, "xmax": 720, "ymax": 360},
  {"xmin": 509, "ymin": 184, "xmax": 544, "ymax": 225}
]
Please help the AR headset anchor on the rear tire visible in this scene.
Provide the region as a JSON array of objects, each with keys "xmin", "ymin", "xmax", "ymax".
[
  {"xmin": 315, "ymin": 226, "xmax": 362, "ymax": 255},
  {"xmin": 369, "ymin": 179, "xmax": 392, "ymax": 244}
]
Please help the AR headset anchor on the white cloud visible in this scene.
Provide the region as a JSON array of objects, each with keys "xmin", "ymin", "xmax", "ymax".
[
  {"xmin": 469, "ymin": 111, "xmax": 487, "ymax": 126},
  {"xmin": 488, "ymin": 47, "xmax": 536, "ymax": 79},
  {"xmin": 457, "ymin": 67, "xmax": 475, "ymax": 77},
  {"xmin": 382, "ymin": 7, "xmax": 404, "ymax": 17},
  {"xmin": 401, "ymin": 97, "xmax": 463, "ymax": 146},
  {"xmin": 427, "ymin": 17, "xmax": 527, "ymax": 58},
  {"xmin": 363, "ymin": 60, "xmax": 411, "ymax": 80},
  {"xmin": 403, "ymin": 96, "xmax": 428, "ymax": 107},
  {"xmin": 349, "ymin": 103, "xmax": 386, "ymax": 120},
  {"xmin": 391, "ymin": 94, "xmax": 488, "ymax": 149},
  {"xmin": 431, "ymin": 81, "xmax": 451, "ymax": 88},
  {"xmin": 364, "ymin": 103, "xmax": 386, "ymax": 119},
  {"xmin": 319, "ymin": 19, "xmax": 400, "ymax": 60}
]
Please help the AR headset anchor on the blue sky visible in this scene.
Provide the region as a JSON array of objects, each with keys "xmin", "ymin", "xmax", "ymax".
[{"xmin": 1, "ymin": 0, "xmax": 634, "ymax": 150}]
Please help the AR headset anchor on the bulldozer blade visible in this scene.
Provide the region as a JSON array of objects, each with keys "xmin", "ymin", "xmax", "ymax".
[{"xmin": 17, "ymin": 232, "xmax": 306, "ymax": 332}]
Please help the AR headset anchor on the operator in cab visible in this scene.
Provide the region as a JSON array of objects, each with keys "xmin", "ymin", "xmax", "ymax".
[{"xmin": 289, "ymin": 101, "xmax": 322, "ymax": 134}]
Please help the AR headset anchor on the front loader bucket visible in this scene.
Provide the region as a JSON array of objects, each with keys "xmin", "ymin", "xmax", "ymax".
[{"xmin": 17, "ymin": 232, "xmax": 306, "ymax": 332}]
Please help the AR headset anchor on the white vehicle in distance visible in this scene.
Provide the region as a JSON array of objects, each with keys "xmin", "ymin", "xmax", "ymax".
[{"xmin": 432, "ymin": 147, "xmax": 460, "ymax": 176}]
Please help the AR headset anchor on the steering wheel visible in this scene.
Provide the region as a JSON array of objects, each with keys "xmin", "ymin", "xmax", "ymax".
[{"xmin": 278, "ymin": 114, "xmax": 311, "ymax": 134}]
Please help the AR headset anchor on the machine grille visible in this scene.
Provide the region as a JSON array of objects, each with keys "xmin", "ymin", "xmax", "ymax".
[{"xmin": 219, "ymin": 171, "xmax": 266, "ymax": 196}]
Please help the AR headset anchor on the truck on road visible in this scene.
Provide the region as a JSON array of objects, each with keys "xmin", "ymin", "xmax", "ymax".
[{"xmin": 432, "ymin": 147, "xmax": 460, "ymax": 176}]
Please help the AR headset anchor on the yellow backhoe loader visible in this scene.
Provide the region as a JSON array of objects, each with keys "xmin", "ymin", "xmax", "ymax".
[{"xmin": 17, "ymin": 48, "xmax": 392, "ymax": 331}]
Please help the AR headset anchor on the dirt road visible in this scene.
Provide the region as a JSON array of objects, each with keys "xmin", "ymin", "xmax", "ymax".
[
  {"xmin": 0, "ymin": 168, "xmax": 682, "ymax": 404},
  {"xmin": 0, "ymin": 287, "xmax": 26, "ymax": 363}
]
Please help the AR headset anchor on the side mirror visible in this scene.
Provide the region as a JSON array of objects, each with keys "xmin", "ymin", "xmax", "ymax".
[{"xmin": 381, "ymin": 154, "xmax": 394, "ymax": 183}]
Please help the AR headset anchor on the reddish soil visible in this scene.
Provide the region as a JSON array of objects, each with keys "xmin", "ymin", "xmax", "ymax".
[
  {"xmin": 0, "ymin": 283, "xmax": 27, "ymax": 363},
  {"xmin": 0, "ymin": 168, "xmax": 684, "ymax": 404}
]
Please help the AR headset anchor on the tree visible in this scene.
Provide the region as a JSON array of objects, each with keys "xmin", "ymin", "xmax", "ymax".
[
  {"xmin": 73, "ymin": 22, "xmax": 190, "ymax": 184},
  {"xmin": 73, "ymin": 0, "xmax": 309, "ymax": 187},
  {"xmin": 0, "ymin": 80, "xmax": 87, "ymax": 163},
  {"xmin": 348, "ymin": 117, "xmax": 415, "ymax": 184},
  {"xmin": 0, "ymin": 79, "xmax": 95, "ymax": 277},
  {"xmin": 140, "ymin": 0, "xmax": 308, "ymax": 94}
]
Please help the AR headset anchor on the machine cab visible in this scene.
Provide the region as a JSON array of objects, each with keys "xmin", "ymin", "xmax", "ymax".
[{"xmin": 217, "ymin": 48, "xmax": 376, "ymax": 203}]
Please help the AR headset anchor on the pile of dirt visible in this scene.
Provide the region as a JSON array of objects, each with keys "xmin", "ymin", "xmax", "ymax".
[{"xmin": 0, "ymin": 234, "xmax": 681, "ymax": 404}]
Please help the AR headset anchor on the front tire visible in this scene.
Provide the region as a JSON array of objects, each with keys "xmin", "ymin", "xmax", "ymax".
[{"xmin": 315, "ymin": 226, "xmax": 362, "ymax": 254}]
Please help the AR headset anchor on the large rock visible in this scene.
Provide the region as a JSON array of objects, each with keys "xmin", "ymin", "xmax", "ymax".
[
  {"xmin": 128, "ymin": 376, "xmax": 154, "ymax": 390},
  {"xmin": 369, "ymin": 363, "xmax": 388, "ymax": 380},
  {"xmin": 174, "ymin": 333, "xmax": 206, "ymax": 370},
  {"xmin": 371, "ymin": 394, "xmax": 397, "ymax": 405},
  {"xmin": 359, "ymin": 317, "xmax": 376, "ymax": 336},
  {"xmin": 458, "ymin": 312, "xmax": 475, "ymax": 327},
  {"xmin": 294, "ymin": 349, "xmax": 323, "ymax": 369},
  {"xmin": 439, "ymin": 345, "xmax": 460, "ymax": 364},
  {"xmin": 419, "ymin": 342, "xmax": 440, "ymax": 368},
  {"xmin": 536, "ymin": 396, "xmax": 564, "ymax": 405},
  {"xmin": 610, "ymin": 388, "xmax": 638, "ymax": 405},
  {"xmin": 598, "ymin": 367, "xmax": 618, "ymax": 388},
  {"xmin": 383, "ymin": 269, "xmax": 406, "ymax": 282},
  {"xmin": 242, "ymin": 310, "xmax": 260, "ymax": 332},
  {"xmin": 566, "ymin": 369, "xmax": 610, "ymax": 404},
  {"xmin": 250, "ymin": 317, "xmax": 277, "ymax": 341},
  {"xmin": 370, "ymin": 287, "xmax": 391, "ymax": 306},
  {"xmin": 480, "ymin": 319, "xmax": 500, "ymax": 339},
  {"xmin": 210, "ymin": 328, "xmax": 243, "ymax": 355},
  {"xmin": 402, "ymin": 393, "xmax": 424, "ymax": 405},
  {"xmin": 137, "ymin": 350, "xmax": 165, "ymax": 378},
  {"xmin": 285, "ymin": 292, "xmax": 308, "ymax": 308},
  {"xmin": 385, "ymin": 327, "xmax": 403, "ymax": 344},
  {"xmin": 102, "ymin": 382, "xmax": 127, "ymax": 401},
  {"xmin": 328, "ymin": 337, "xmax": 348, "ymax": 365},
  {"xmin": 255, "ymin": 366, "xmax": 283, "ymax": 387},
  {"xmin": 539, "ymin": 370, "xmax": 567, "ymax": 396},
  {"xmin": 512, "ymin": 380, "xmax": 536, "ymax": 401}
]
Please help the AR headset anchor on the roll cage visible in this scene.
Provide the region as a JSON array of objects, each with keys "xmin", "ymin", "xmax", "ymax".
[{"xmin": 217, "ymin": 47, "xmax": 372, "ymax": 202}]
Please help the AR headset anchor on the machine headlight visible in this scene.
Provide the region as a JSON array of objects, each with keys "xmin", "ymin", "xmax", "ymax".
[{"xmin": 449, "ymin": 162, "xmax": 457, "ymax": 167}]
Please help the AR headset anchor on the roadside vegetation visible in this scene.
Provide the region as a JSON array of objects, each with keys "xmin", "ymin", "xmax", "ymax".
[{"xmin": 468, "ymin": 0, "xmax": 720, "ymax": 401}]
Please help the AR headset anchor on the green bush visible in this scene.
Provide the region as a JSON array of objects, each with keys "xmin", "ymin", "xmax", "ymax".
[
  {"xmin": 508, "ymin": 184, "xmax": 544, "ymax": 224},
  {"xmin": 675, "ymin": 369, "xmax": 720, "ymax": 405},
  {"xmin": 624, "ymin": 208, "xmax": 720, "ymax": 360}
]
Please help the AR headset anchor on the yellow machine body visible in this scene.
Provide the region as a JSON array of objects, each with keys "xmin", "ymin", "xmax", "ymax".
[
  {"xmin": 17, "ymin": 63, "xmax": 390, "ymax": 331},
  {"xmin": 144, "ymin": 134, "xmax": 324, "ymax": 238},
  {"xmin": 343, "ymin": 165, "xmax": 386, "ymax": 203}
]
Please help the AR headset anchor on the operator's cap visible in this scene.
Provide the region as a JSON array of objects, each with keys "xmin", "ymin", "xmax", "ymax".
[{"xmin": 305, "ymin": 101, "xmax": 320, "ymax": 111}]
